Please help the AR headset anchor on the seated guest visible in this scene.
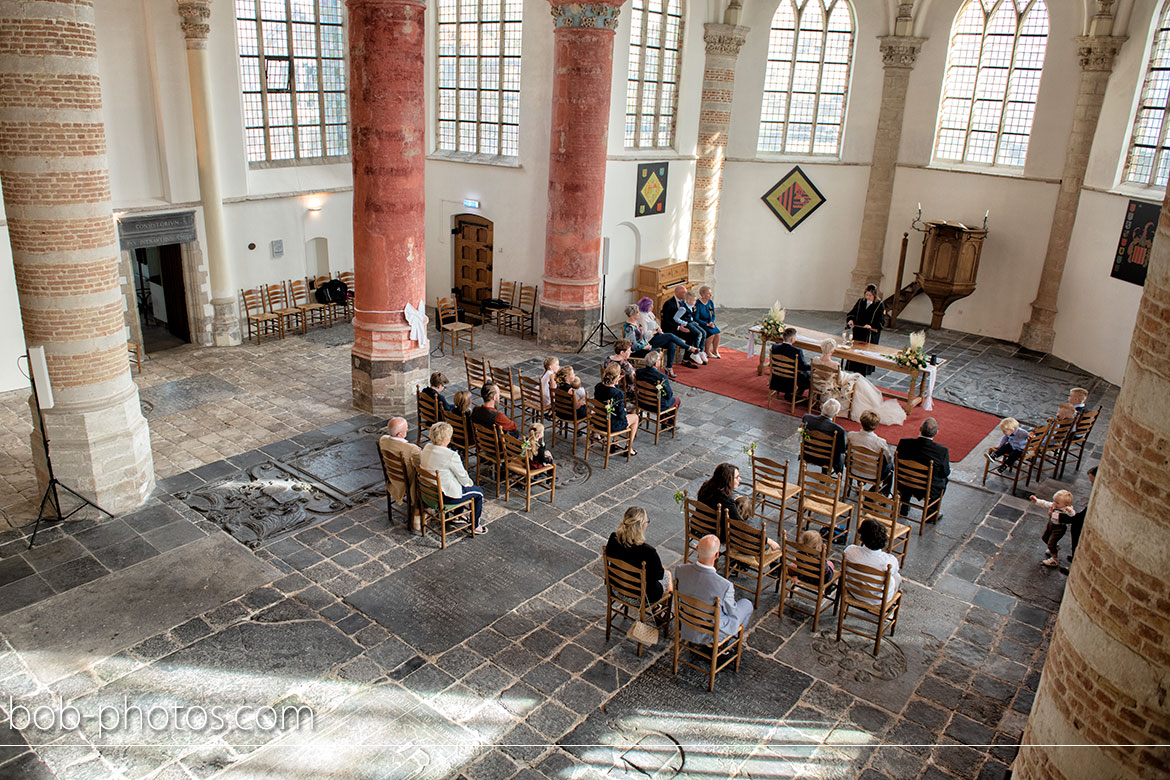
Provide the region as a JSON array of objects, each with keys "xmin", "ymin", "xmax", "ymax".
[
  {"xmin": 672, "ymin": 290, "xmax": 708, "ymax": 357},
  {"xmin": 787, "ymin": 529, "xmax": 835, "ymax": 590},
  {"xmin": 843, "ymin": 518, "xmax": 901, "ymax": 603},
  {"xmin": 770, "ymin": 327, "xmax": 810, "ymax": 397},
  {"xmin": 622, "ymin": 305, "xmax": 651, "ymax": 358},
  {"xmin": 603, "ymin": 339, "xmax": 637, "ymax": 394},
  {"xmin": 990, "ymin": 417, "xmax": 1029, "ymax": 473},
  {"xmin": 895, "ymin": 417, "xmax": 950, "ymax": 519},
  {"xmin": 524, "ymin": 423, "xmax": 554, "ymax": 468},
  {"xmin": 605, "ymin": 506, "xmax": 673, "ymax": 605},
  {"xmin": 802, "ymin": 398, "xmax": 847, "ymax": 475},
  {"xmin": 637, "ymin": 297, "xmax": 700, "ymax": 373},
  {"xmin": 694, "ymin": 286, "xmax": 721, "ymax": 359},
  {"xmin": 634, "ymin": 350, "xmax": 680, "ymax": 411},
  {"xmin": 419, "ymin": 422, "xmax": 486, "ymax": 533},
  {"xmin": 471, "ymin": 382, "xmax": 519, "ymax": 437},
  {"xmin": 697, "ymin": 463, "xmax": 778, "ymax": 550},
  {"xmin": 1055, "ymin": 402, "xmax": 1078, "ymax": 421},
  {"xmin": 378, "ymin": 417, "xmax": 421, "ymax": 529},
  {"xmin": 593, "ymin": 363, "xmax": 639, "ymax": 453},
  {"xmin": 661, "ymin": 285, "xmax": 706, "ymax": 363},
  {"xmin": 846, "ymin": 409, "xmax": 893, "ymax": 486},
  {"xmin": 421, "ymin": 371, "xmax": 454, "ymax": 412},
  {"xmin": 1068, "ymin": 386, "xmax": 1089, "ymax": 414},
  {"xmin": 554, "ymin": 365, "xmax": 586, "ymax": 418},
  {"xmin": 675, "ymin": 534, "xmax": 754, "ymax": 644},
  {"xmin": 452, "ymin": 389, "xmax": 473, "ymax": 417},
  {"xmin": 540, "ymin": 356, "xmax": 560, "ymax": 406}
]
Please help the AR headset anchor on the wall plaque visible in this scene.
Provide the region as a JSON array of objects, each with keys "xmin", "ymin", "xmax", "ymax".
[{"xmin": 117, "ymin": 211, "xmax": 197, "ymax": 251}]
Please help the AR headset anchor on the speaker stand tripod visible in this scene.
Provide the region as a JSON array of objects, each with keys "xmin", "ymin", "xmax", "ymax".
[{"xmin": 576, "ymin": 273, "xmax": 619, "ymax": 353}]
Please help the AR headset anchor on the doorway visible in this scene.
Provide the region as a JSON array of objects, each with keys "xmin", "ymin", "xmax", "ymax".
[
  {"xmin": 452, "ymin": 214, "xmax": 493, "ymax": 322},
  {"xmin": 133, "ymin": 244, "xmax": 190, "ymax": 353}
]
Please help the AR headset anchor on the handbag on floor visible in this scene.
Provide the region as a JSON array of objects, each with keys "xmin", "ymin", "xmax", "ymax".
[{"xmin": 626, "ymin": 619, "xmax": 659, "ymax": 646}]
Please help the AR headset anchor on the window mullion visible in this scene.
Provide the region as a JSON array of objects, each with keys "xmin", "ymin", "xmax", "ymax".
[
  {"xmin": 636, "ymin": 3, "xmax": 649, "ymax": 147},
  {"xmin": 786, "ymin": 4, "xmax": 800, "ymax": 152},
  {"xmin": 284, "ymin": 1, "xmax": 301, "ymax": 158},
  {"xmin": 253, "ymin": 0, "xmax": 273, "ymax": 161},
  {"xmin": 809, "ymin": 0, "xmax": 829, "ymax": 153},
  {"xmin": 960, "ymin": 9, "xmax": 991, "ymax": 163},
  {"xmin": 315, "ymin": 0, "xmax": 328, "ymax": 155},
  {"xmin": 498, "ymin": 0, "xmax": 506, "ymax": 152},
  {"xmin": 993, "ymin": 10, "xmax": 1024, "ymax": 165}
]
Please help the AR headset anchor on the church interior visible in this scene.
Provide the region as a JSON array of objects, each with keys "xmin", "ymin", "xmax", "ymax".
[{"xmin": 0, "ymin": 0, "xmax": 1167, "ymax": 778}]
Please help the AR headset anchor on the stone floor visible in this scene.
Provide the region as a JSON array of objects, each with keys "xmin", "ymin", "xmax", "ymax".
[{"xmin": 0, "ymin": 310, "xmax": 1115, "ymax": 780}]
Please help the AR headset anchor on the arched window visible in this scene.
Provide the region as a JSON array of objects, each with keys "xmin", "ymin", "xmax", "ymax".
[
  {"xmin": 757, "ymin": 0, "xmax": 854, "ymax": 156},
  {"xmin": 436, "ymin": 0, "xmax": 523, "ymax": 157},
  {"xmin": 625, "ymin": 0, "xmax": 684, "ymax": 149},
  {"xmin": 1124, "ymin": 3, "xmax": 1170, "ymax": 187},
  {"xmin": 933, "ymin": 0, "xmax": 1049, "ymax": 168},
  {"xmin": 235, "ymin": 0, "xmax": 348, "ymax": 164}
]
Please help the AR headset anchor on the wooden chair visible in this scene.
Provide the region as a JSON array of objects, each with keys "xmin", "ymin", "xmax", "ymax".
[
  {"xmin": 502, "ymin": 434, "xmax": 555, "ymax": 511},
  {"xmin": 472, "ymin": 422, "xmax": 507, "ymax": 497},
  {"xmin": 550, "ymin": 387, "xmax": 587, "ymax": 457},
  {"xmin": 811, "ymin": 363, "xmax": 853, "ymax": 416},
  {"xmin": 723, "ymin": 517, "xmax": 783, "ymax": 605},
  {"xmin": 892, "ymin": 457, "xmax": 940, "ymax": 535},
  {"xmin": 436, "ymin": 296, "xmax": 474, "ymax": 354},
  {"xmin": 800, "ymin": 427, "xmax": 841, "ymax": 474},
  {"xmin": 486, "ymin": 279, "xmax": 517, "ymax": 332},
  {"xmin": 242, "ymin": 287, "xmax": 282, "ymax": 344},
  {"xmin": 415, "ymin": 386, "xmax": 441, "ymax": 446},
  {"xmin": 856, "ymin": 490, "xmax": 910, "ymax": 567},
  {"xmin": 796, "ymin": 468, "xmax": 853, "ymax": 542},
  {"xmin": 584, "ymin": 397, "xmax": 633, "ymax": 469},
  {"xmin": 517, "ymin": 372, "xmax": 547, "ymax": 432},
  {"xmin": 416, "ymin": 467, "xmax": 476, "ymax": 549},
  {"xmin": 127, "ymin": 342, "xmax": 143, "ymax": 375},
  {"xmin": 981, "ymin": 421, "xmax": 1049, "ymax": 495},
  {"xmin": 264, "ymin": 282, "xmax": 305, "ymax": 335},
  {"xmin": 749, "ymin": 454, "xmax": 801, "ymax": 533},
  {"xmin": 604, "ymin": 552, "xmax": 673, "ymax": 657},
  {"xmin": 444, "ymin": 408, "xmax": 476, "ymax": 464},
  {"xmin": 778, "ymin": 531, "xmax": 840, "ymax": 632},
  {"xmin": 836, "ymin": 557, "xmax": 903, "ymax": 656},
  {"xmin": 844, "ymin": 445, "xmax": 887, "ymax": 499},
  {"xmin": 502, "ymin": 283, "xmax": 537, "ymax": 339},
  {"xmin": 464, "ymin": 353, "xmax": 488, "ymax": 394},
  {"xmin": 378, "ymin": 446, "xmax": 414, "ymax": 528},
  {"xmin": 767, "ymin": 353, "xmax": 807, "ymax": 414},
  {"xmin": 672, "ymin": 592, "xmax": 745, "ymax": 692},
  {"xmin": 488, "ymin": 362, "xmax": 521, "ymax": 423},
  {"xmin": 1061, "ymin": 407, "xmax": 1100, "ymax": 476},
  {"xmin": 314, "ymin": 275, "xmax": 350, "ymax": 322},
  {"xmin": 290, "ymin": 278, "xmax": 332, "ymax": 331},
  {"xmin": 334, "ymin": 270, "xmax": 356, "ymax": 320},
  {"xmin": 682, "ymin": 491, "xmax": 723, "ymax": 563},
  {"xmin": 635, "ymin": 380, "xmax": 677, "ymax": 445},
  {"xmin": 1039, "ymin": 416, "xmax": 1077, "ymax": 481}
]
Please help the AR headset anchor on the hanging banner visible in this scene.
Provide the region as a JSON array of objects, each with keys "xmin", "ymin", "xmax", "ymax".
[{"xmin": 1112, "ymin": 199, "xmax": 1159, "ymax": 287}]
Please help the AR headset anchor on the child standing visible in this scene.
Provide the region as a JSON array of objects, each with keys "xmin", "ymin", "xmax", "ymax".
[
  {"xmin": 540, "ymin": 356, "xmax": 559, "ymax": 407},
  {"xmin": 991, "ymin": 417, "xmax": 1030, "ymax": 472},
  {"xmin": 524, "ymin": 423, "xmax": 553, "ymax": 468},
  {"xmin": 1031, "ymin": 489, "xmax": 1076, "ymax": 567}
]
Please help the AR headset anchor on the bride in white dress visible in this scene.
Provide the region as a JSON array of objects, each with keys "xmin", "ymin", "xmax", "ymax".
[{"xmin": 812, "ymin": 338, "xmax": 907, "ymax": 427}]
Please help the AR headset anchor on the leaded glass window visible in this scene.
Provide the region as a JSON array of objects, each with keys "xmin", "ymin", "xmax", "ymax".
[{"xmin": 624, "ymin": 0, "xmax": 684, "ymax": 149}]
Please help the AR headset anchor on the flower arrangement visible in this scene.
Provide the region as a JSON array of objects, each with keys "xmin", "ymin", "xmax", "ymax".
[
  {"xmin": 758, "ymin": 302, "xmax": 787, "ymax": 343},
  {"xmin": 655, "ymin": 381, "xmax": 667, "ymax": 398},
  {"xmin": 742, "ymin": 441, "xmax": 758, "ymax": 456},
  {"xmin": 673, "ymin": 490, "xmax": 686, "ymax": 505},
  {"xmin": 891, "ymin": 330, "xmax": 929, "ymax": 369},
  {"xmin": 604, "ymin": 399, "xmax": 617, "ymax": 417}
]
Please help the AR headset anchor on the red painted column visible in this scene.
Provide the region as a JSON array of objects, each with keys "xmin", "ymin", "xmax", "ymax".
[
  {"xmin": 349, "ymin": 0, "xmax": 429, "ymax": 414},
  {"xmin": 538, "ymin": 0, "xmax": 625, "ymax": 351}
]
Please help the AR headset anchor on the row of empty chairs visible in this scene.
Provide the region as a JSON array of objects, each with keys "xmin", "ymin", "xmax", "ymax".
[
  {"xmin": 435, "ymin": 280, "xmax": 539, "ymax": 354},
  {"xmin": 980, "ymin": 406, "xmax": 1100, "ymax": 493},
  {"xmin": 241, "ymin": 272, "xmax": 354, "ymax": 344}
]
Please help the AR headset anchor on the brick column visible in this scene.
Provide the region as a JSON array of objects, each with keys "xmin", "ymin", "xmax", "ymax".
[
  {"xmin": 1015, "ymin": 171, "xmax": 1170, "ymax": 780},
  {"xmin": 843, "ymin": 35, "xmax": 924, "ymax": 306},
  {"xmin": 538, "ymin": 0, "xmax": 625, "ymax": 351},
  {"xmin": 348, "ymin": 0, "xmax": 429, "ymax": 415},
  {"xmin": 0, "ymin": 0, "xmax": 154, "ymax": 511},
  {"xmin": 1019, "ymin": 35, "xmax": 1126, "ymax": 352},
  {"xmin": 177, "ymin": 0, "xmax": 240, "ymax": 346},
  {"xmin": 686, "ymin": 23, "xmax": 748, "ymax": 290}
]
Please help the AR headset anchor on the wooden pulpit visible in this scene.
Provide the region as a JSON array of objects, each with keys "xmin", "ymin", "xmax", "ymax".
[{"xmin": 914, "ymin": 220, "xmax": 986, "ymax": 329}]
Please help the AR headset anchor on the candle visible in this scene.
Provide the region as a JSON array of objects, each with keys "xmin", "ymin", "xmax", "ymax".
[
  {"xmin": 985, "ymin": 209, "xmax": 989, "ymax": 219},
  {"xmin": 917, "ymin": 202, "xmax": 922, "ymax": 212}
]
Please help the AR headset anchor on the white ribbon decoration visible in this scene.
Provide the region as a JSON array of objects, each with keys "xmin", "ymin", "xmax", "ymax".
[{"xmin": 403, "ymin": 300, "xmax": 428, "ymax": 349}]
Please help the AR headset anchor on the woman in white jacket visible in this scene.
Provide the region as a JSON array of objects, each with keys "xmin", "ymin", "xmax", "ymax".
[{"xmin": 419, "ymin": 421, "xmax": 486, "ymax": 533}]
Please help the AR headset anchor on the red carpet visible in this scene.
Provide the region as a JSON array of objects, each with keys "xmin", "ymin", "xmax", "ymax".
[{"xmin": 671, "ymin": 348, "xmax": 999, "ymax": 461}]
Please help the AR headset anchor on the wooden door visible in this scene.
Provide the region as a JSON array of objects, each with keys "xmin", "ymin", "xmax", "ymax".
[
  {"xmin": 158, "ymin": 243, "xmax": 190, "ymax": 343},
  {"xmin": 452, "ymin": 214, "xmax": 493, "ymax": 321}
]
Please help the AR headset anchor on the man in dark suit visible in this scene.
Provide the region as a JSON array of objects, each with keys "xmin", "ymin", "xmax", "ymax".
[
  {"xmin": 634, "ymin": 349, "xmax": 680, "ymax": 410},
  {"xmin": 801, "ymin": 397, "xmax": 846, "ymax": 474},
  {"xmin": 660, "ymin": 285, "xmax": 705, "ymax": 357},
  {"xmin": 895, "ymin": 417, "xmax": 950, "ymax": 520},
  {"xmin": 770, "ymin": 327, "xmax": 811, "ymax": 396},
  {"xmin": 1068, "ymin": 465, "xmax": 1096, "ymax": 561}
]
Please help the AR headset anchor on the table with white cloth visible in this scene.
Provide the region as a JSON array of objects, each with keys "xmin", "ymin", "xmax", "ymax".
[{"xmin": 747, "ymin": 324, "xmax": 944, "ymax": 414}]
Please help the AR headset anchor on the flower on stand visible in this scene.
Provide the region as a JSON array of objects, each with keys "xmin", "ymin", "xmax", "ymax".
[
  {"xmin": 673, "ymin": 490, "xmax": 686, "ymax": 505},
  {"xmin": 742, "ymin": 441, "xmax": 758, "ymax": 456},
  {"xmin": 892, "ymin": 330, "xmax": 929, "ymax": 368},
  {"xmin": 759, "ymin": 302, "xmax": 787, "ymax": 342}
]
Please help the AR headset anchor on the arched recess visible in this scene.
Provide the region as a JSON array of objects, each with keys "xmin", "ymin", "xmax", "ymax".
[
  {"xmin": 604, "ymin": 221, "xmax": 642, "ymax": 322},
  {"xmin": 305, "ymin": 237, "xmax": 330, "ymax": 278}
]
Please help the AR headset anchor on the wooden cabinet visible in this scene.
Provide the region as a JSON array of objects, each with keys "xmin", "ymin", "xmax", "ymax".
[{"xmin": 632, "ymin": 258, "xmax": 690, "ymax": 313}]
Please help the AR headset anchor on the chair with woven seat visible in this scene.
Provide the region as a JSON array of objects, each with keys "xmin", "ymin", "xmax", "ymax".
[
  {"xmin": 550, "ymin": 387, "xmax": 587, "ymax": 457},
  {"xmin": 472, "ymin": 421, "xmax": 507, "ymax": 497},
  {"xmin": 464, "ymin": 353, "xmax": 488, "ymax": 394},
  {"xmin": 416, "ymin": 467, "xmax": 476, "ymax": 549},
  {"xmin": 584, "ymin": 397, "xmax": 633, "ymax": 469},
  {"xmin": 604, "ymin": 552, "xmax": 673, "ymax": 657},
  {"xmin": 767, "ymin": 352, "xmax": 808, "ymax": 414},
  {"xmin": 981, "ymin": 421, "xmax": 1049, "ymax": 495},
  {"xmin": 1061, "ymin": 407, "xmax": 1100, "ymax": 477},
  {"xmin": 800, "ymin": 427, "xmax": 841, "ymax": 475},
  {"xmin": 443, "ymin": 408, "xmax": 476, "ymax": 464},
  {"xmin": 777, "ymin": 531, "xmax": 840, "ymax": 632},
  {"xmin": 378, "ymin": 446, "xmax": 415, "ymax": 529},
  {"xmin": 485, "ymin": 279, "xmax": 516, "ymax": 332},
  {"xmin": 416, "ymin": 385, "xmax": 442, "ymax": 446},
  {"xmin": 242, "ymin": 287, "xmax": 282, "ymax": 344},
  {"xmin": 488, "ymin": 362, "xmax": 521, "ymax": 423},
  {"xmin": 796, "ymin": 468, "xmax": 853, "ymax": 542},
  {"xmin": 682, "ymin": 490, "xmax": 724, "ymax": 563},
  {"xmin": 749, "ymin": 453, "xmax": 801, "ymax": 533},
  {"xmin": 672, "ymin": 592, "xmax": 745, "ymax": 692},
  {"xmin": 635, "ymin": 380, "xmax": 677, "ymax": 445},
  {"xmin": 314, "ymin": 275, "xmax": 350, "ymax": 323},
  {"xmin": 337, "ymin": 270, "xmax": 356, "ymax": 320},
  {"xmin": 723, "ymin": 517, "xmax": 783, "ymax": 604},
  {"xmin": 502, "ymin": 433, "xmax": 555, "ymax": 511},
  {"xmin": 502, "ymin": 283, "xmax": 537, "ymax": 339},
  {"xmin": 437, "ymin": 296, "xmax": 474, "ymax": 354},
  {"xmin": 811, "ymin": 363, "xmax": 853, "ymax": 416},
  {"xmin": 836, "ymin": 557, "xmax": 903, "ymax": 656},
  {"xmin": 844, "ymin": 445, "xmax": 887, "ymax": 499},
  {"xmin": 290, "ymin": 278, "xmax": 332, "ymax": 331},
  {"xmin": 892, "ymin": 457, "xmax": 940, "ymax": 535},
  {"xmin": 264, "ymin": 282, "xmax": 304, "ymax": 336},
  {"xmin": 855, "ymin": 490, "xmax": 910, "ymax": 567},
  {"xmin": 517, "ymin": 372, "xmax": 546, "ymax": 432}
]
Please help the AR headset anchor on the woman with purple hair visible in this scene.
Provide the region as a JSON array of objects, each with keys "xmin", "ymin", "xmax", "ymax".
[{"xmin": 627, "ymin": 296, "xmax": 700, "ymax": 376}]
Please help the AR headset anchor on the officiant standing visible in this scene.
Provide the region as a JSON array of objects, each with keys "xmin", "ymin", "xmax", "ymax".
[{"xmin": 845, "ymin": 284, "xmax": 885, "ymax": 376}]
